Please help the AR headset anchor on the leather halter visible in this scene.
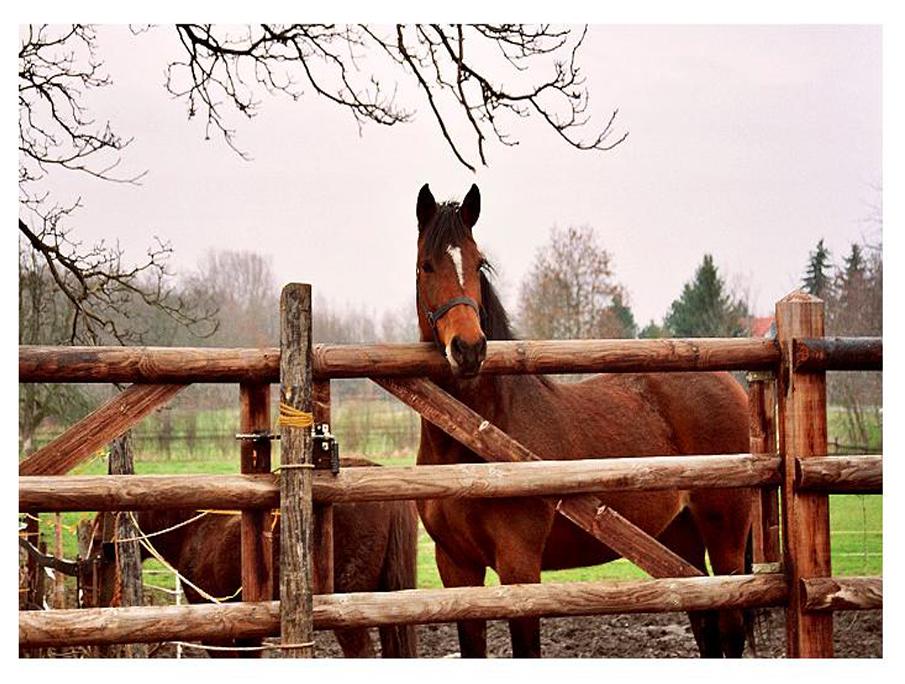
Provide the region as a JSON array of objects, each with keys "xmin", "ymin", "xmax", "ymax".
[{"xmin": 419, "ymin": 294, "xmax": 480, "ymax": 357}]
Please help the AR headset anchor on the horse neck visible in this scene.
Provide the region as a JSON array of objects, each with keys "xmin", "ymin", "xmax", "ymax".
[{"xmin": 425, "ymin": 372, "xmax": 552, "ymax": 449}]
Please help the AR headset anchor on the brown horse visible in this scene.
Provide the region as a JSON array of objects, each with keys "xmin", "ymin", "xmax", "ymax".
[
  {"xmin": 413, "ymin": 183, "xmax": 755, "ymax": 658},
  {"xmin": 85, "ymin": 457, "xmax": 418, "ymax": 658}
]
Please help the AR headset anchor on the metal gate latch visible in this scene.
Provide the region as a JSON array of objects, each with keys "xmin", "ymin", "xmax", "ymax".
[{"xmin": 312, "ymin": 423, "xmax": 340, "ymax": 475}]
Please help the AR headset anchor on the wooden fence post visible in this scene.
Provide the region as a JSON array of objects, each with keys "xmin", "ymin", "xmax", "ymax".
[
  {"xmin": 776, "ymin": 291, "xmax": 833, "ymax": 657},
  {"xmin": 239, "ymin": 382, "xmax": 273, "ymax": 657},
  {"xmin": 747, "ymin": 372, "xmax": 781, "ymax": 568},
  {"xmin": 312, "ymin": 380, "xmax": 334, "ymax": 595},
  {"xmin": 279, "ymin": 283, "xmax": 315, "ymax": 658},
  {"xmin": 240, "ymin": 383, "xmax": 273, "ymax": 602},
  {"xmin": 106, "ymin": 432, "xmax": 148, "ymax": 658}
]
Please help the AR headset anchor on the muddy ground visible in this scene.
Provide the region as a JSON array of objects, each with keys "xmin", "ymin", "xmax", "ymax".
[
  {"xmin": 136, "ymin": 608, "xmax": 877, "ymax": 658},
  {"xmin": 316, "ymin": 609, "xmax": 881, "ymax": 658}
]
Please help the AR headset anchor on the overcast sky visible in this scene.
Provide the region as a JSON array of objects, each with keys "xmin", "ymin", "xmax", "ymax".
[{"xmin": 35, "ymin": 24, "xmax": 881, "ymax": 329}]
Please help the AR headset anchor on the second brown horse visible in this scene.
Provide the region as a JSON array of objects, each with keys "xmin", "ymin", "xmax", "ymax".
[{"xmin": 86, "ymin": 457, "xmax": 418, "ymax": 657}]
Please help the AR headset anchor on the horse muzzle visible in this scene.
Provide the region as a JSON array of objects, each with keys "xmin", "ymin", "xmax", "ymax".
[{"xmin": 447, "ymin": 335, "xmax": 487, "ymax": 378}]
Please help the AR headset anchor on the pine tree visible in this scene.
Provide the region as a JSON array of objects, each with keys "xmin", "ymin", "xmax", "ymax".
[
  {"xmin": 608, "ymin": 292, "xmax": 638, "ymax": 338},
  {"xmin": 639, "ymin": 320, "xmax": 666, "ymax": 339},
  {"xmin": 803, "ymin": 238, "xmax": 833, "ymax": 299},
  {"xmin": 663, "ymin": 254, "xmax": 748, "ymax": 337}
]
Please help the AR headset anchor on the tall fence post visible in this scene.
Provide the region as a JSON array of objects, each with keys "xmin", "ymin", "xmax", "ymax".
[
  {"xmin": 239, "ymin": 382, "xmax": 273, "ymax": 656},
  {"xmin": 239, "ymin": 383, "xmax": 274, "ymax": 600},
  {"xmin": 747, "ymin": 372, "xmax": 781, "ymax": 568},
  {"xmin": 776, "ymin": 291, "xmax": 833, "ymax": 657},
  {"xmin": 279, "ymin": 283, "xmax": 315, "ymax": 658}
]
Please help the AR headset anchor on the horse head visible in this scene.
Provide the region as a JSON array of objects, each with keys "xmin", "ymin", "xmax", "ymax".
[{"xmin": 415, "ymin": 183, "xmax": 490, "ymax": 378}]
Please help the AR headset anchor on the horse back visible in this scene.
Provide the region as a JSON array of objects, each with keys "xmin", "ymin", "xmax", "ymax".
[{"xmin": 539, "ymin": 371, "xmax": 748, "ymax": 458}]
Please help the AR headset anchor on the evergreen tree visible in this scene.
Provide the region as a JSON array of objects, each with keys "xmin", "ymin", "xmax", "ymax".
[
  {"xmin": 663, "ymin": 254, "xmax": 748, "ymax": 337},
  {"xmin": 608, "ymin": 292, "xmax": 638, "ymax": 338},
  {"xmin": 827, "ymin": 241, "xmax": 882, "ymax": 446},
  {"xmin": 639, "ymin": 320, "xmax": 666, "ymax": 339},
  {"xmin": 803, "ymin": 238, "xmax": 833, "ymax": 298}
]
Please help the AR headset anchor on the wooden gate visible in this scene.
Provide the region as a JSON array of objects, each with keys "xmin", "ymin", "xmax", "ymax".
[{"xmin": 18, "ymin": 285, "xmax": 883, "ymax": 657}]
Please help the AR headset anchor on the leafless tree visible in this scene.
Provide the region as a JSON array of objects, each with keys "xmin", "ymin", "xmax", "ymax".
[
  {"xmin": 165, "ymin": 24, "xmax": 627, "ymax": 170},
  {"xmin": 18, "ymin": 242, "xmax": 97, "ymax": 453},
  {"xmin": 518, "ymin": 225, "xmax": 635, "ymax": 339},
  {"xmin": 18, "ymin": 24, "xmax": 216, "ymax": 344},
  {"xmin": 185, "ymin": 249, "xmax": 280, "ymax": 348}
]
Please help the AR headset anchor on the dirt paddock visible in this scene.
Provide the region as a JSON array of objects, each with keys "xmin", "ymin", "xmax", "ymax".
[{"xmin": 339, "ymin": 609, "xmax": 882, "ymax": 658}]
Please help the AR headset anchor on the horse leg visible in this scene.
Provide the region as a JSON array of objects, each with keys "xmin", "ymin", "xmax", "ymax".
[
  {"xmin": 435, "ymin": 545, "xmax": 487, "ymax": 658},
  {"xmin": 378, "ymin": 502, "xmax": 419, "ymax": 657},
  {"xmin": 495, "ymin": 545, "xmax": 543, "ymax": 658},
  {"xmin": 689, "ymin": 490, "xmax": 756, "ymax": 658},
  {"xmin": 657, "ymin": 508, "xmax": 722, "ymax": 658},
  {"xmin": 334, "ymin": 628, "xmax": 377, "ymax": 657}
]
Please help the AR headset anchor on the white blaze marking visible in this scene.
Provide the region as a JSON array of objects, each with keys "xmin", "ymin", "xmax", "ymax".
[{"xmin": 447, "ymin": 246, "xmax": 465, "ymax": 287}]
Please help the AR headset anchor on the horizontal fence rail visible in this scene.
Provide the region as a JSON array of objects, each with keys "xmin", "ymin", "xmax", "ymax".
[
  {"xmin": 19, "ymin": 454, "xmax": 784, "ymax": 512},
  {"xmin": 21, "ymin": 454, "xmax": 883, "ymax": 512},
  {"xmin": 20, "ymin": 474, "xmax": 279, "ymax": 512},
  {"xmin": 794, "ymin": 337, "xmax": 882, "ymax": 371},
  {"xmin": 19, "ymin": 574, "xmax": 788, "ymax": 648},
  {"xmin": 801, "ymin": 577, "xmax": 883, "ymax": 612},
  {"xmin": 20, "ymin": 338, "xmax": 782, "ymax": 383},
  {"xmin": 795, "ymin": 455, "xmax": 883, "ymax": 494}
]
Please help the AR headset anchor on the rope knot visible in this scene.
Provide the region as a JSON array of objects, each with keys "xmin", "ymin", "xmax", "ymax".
[{"xmin": 278, "ymin": 403, "xmax": 313, "ymax": 429}]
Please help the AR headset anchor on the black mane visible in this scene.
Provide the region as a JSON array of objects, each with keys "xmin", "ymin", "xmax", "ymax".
[{"xmin": 421, "ymin": 201, "xmax": 514, "ymax": 342}]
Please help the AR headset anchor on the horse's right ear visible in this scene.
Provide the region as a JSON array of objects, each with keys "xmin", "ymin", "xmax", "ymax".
[{"xmin": 416, "ymin": 183, "xmax": 437, "ymax": 230}]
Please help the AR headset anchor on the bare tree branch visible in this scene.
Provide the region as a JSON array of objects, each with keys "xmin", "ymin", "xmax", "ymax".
[
  {"xmin": 19, "ymin": 24, "xmax": 218, "ymax": 346},
  {"xmin": 164, "ymin": 23, "xmax": 627, "ymax": 169}
]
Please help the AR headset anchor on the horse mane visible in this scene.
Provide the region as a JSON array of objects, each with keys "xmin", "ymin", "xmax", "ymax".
[
  {"xmin": 422, "ymin": 201, "xmax": 514, "ymax": 342},
  {"xmin": 479, "ymin": 271, "xmax": 513, "ymax": 341}
]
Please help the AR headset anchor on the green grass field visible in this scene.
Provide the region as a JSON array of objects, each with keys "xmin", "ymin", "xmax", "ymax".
[{"xmin": 24, "ymin": 401, "xmax": 882, "ymax": 595}]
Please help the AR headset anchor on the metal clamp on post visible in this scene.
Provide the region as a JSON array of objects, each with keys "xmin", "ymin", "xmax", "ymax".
[
  {"xmin": 312, "ymin": 423, "xmax": 340, "ymax": 475},
  {"xmin": 235, "ymin": 430, "xmax": 281, "ymax": 442}
]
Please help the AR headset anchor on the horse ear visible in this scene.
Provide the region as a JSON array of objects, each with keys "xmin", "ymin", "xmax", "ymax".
[
  {"xmin": 416, "ymin": 183, "xmax": 437, "ymax": 229},
  {"xmin": 460, "ymin": 184, "xmax": 481, "ymax": 229}
]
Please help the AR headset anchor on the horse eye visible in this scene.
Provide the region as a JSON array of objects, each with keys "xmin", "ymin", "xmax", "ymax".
[{"xmin": 421, "ymin": 260, "xmax": 434, "ymax": 273}]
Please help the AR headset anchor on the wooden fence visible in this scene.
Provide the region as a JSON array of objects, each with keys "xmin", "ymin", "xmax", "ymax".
[{"xmin": 18, "ymin": 286, "xmax": 882, "ymax": 658}]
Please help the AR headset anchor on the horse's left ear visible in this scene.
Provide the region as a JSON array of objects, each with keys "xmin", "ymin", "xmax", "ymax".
[
  {"xmin": 460, "ymin": 184, "xmax": 481, "ymax": 229},
  {"xmin": 417, "ymin": 183, "xmax": 437, "ymax": 230}
]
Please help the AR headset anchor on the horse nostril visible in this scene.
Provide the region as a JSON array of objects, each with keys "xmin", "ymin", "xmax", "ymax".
[{"xmin": 450, "ymin": 336, "xmax": 466, "ymax": 361}]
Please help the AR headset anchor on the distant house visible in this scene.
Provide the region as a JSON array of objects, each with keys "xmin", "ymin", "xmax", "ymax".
[{"xmin": 746, "ymin": 316, "xmax": 775, "ymax": 339}]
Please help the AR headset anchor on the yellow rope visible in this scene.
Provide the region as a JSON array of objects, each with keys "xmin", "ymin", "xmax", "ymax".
[{"xmin": 278, "ymin": 403, "xmax": 314, "ymax": 429}]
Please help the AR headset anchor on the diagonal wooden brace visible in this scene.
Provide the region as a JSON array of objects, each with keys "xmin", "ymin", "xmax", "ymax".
[
  {"xmin": 374, "ymin": 376, "xmax": 703, "ymax": 578},
  {"xmin": 19, "ymin": 383, "xmax": 186, "ymax": 476},
  {"xmin": 556, "ymin": 497, "xmax": 703, "ymax": 577}
]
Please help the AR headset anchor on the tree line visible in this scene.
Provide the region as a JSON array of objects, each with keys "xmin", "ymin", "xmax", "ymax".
[
  {"xmin": 801, "ymin": 237, "xmax": 882, "ymax": 446},
  {"xmin": 20, "ymin": 219, "xmax": 882, "ymax": 455}
]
